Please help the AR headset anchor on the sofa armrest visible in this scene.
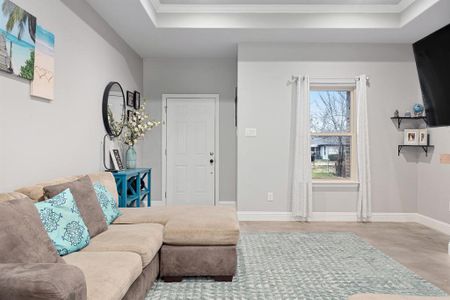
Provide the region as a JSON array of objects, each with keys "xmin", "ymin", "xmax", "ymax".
[{"xmin": 0, "ymin": 263, "xmax": 87, "ymax": 300}]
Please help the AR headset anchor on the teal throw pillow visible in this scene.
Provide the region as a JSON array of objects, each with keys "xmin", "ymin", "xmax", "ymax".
[
  {"xmin": 35, "ymin": 189, "xmax": 90, "ymax": 256},
  {"xmin": 93, "ymin": 182, "xmax": 122, "ymax": 224}
]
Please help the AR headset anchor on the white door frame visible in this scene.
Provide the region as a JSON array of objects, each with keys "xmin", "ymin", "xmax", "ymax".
[{"xmin": 161, "ymin": 94, "xmax": 220, "ymax": 206}]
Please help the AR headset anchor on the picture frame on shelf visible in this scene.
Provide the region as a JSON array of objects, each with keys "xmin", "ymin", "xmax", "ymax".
[
  {"xmin": 404, "ymin": 129, "xmax": 419, "ymax": 145},
  {"xmin": 127, "ymin": 91, "xmax": 134, "ymax": 107},
  {"xmin": 110, "ymin": 148, "xmax": 124, "ymax": 170},
  {"xmin": 134, "ymin": 91, "xmax": 141, "ymax": 109},
  {"xmin": 419, "ymin": 129, "xmax": 428, "ymax": 145}
]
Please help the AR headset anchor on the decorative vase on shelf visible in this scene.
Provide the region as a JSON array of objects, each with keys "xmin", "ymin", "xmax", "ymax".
[{"xmin": 126, "ymin": 146, "xmax": 137, "ymax": 169}]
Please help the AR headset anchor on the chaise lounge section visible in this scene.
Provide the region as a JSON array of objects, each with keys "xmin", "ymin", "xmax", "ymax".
[{"xmin": 0, "ymin": 172, "xmax": 240, "ymax": 300}]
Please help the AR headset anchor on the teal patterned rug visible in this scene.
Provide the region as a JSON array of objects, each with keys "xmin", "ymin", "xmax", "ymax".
[{"xmin": 146, "ymin": 232, "xmax": 447, "ymax": 299}]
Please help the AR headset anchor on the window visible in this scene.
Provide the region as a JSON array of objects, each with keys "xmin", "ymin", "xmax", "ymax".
[{"xmin": 310, "ymin": 88, "xmax": 356, "ymax": 181}]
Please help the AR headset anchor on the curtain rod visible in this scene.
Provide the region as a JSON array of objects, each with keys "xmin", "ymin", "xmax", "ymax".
[{"xmin": 287, "ymin": 76, "xmax": 370, "ymax": 86}]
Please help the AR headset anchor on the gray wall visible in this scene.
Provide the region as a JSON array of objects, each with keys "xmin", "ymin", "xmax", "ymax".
[
  {"xmin": 142, "ymin": 58, "xmax": 237, "ymax": 203},
  {"xmin": 417, "ymin": 127, "xmax": 450, "ymax": 224},
  {"xmin": 0, "ymin": 0, "xmax": 143, "ymax": 192},
  {"xmin": 237, "ymin": 43, "xmax": 421, "ymax": 213}
]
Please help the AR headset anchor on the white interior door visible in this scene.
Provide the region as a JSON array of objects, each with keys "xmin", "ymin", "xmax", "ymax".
[{"xmin": 165, "ymin": 96, "xmax": 217, "ymax": 205}]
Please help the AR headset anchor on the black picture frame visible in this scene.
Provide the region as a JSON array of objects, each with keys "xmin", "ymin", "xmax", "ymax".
[
  {"xmin": 127, "ymin": 110, "xmax": 135, "ymax": 122},
  {"xmin": 127, "ymin": 91, "xmax": 134, "ymax": 107},
  {"xmin": 134, "ymin": 91, "xmax": 141, "ymax": 110},
  {"xmin": 110, "ymin": 148, "xmax": 124, "ymax": 170}
]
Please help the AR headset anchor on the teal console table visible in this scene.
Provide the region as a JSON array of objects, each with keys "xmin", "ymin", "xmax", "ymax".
[{"xmin": 112, "ymin": 168, "xmax": 151, "ymax": 208}]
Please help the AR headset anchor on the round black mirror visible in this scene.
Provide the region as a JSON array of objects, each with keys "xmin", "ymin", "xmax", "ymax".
[{"xmin": 102, "ymin": 82, "xmax": 126, "ymax": 137}]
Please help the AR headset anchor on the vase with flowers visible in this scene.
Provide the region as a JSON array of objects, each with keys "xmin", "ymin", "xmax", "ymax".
[{"xmin": 121, "ymin": 100, "xmax": 160, "ymax": 169}]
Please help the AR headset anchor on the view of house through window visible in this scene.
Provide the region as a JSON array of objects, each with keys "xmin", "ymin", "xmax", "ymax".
[{"xmin": 310, "ymin": 89, "xmax": 354, "ymax": 180}]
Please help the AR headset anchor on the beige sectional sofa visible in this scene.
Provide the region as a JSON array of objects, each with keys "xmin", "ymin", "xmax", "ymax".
[{"xmin": 0, "ymin": 172, "xmax": 240, "ymax": 300}]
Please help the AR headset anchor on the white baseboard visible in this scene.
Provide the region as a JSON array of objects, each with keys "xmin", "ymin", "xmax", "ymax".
[
  {"xmin": 237, "ymin": 211, "xmax": 450, "ymax": 235},
  {"xmin": 238, "ymin": 211, "xmax": 299, "ymax": 221},
  {"xmin": 150, "ymin": 200, "xmax": 165, "ymax": 206},
  {"xmin": 218, "ymin": 201, "xmax": 237, "ymax": 207},
  {"xmin": 414, "ymin": 213, "xmax": 450, "ymax": 236}
]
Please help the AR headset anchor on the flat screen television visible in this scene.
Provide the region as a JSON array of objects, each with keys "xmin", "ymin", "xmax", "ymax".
[{"xmin": 413, "ymin": 24, "xmax": 450, "ymax": 127}]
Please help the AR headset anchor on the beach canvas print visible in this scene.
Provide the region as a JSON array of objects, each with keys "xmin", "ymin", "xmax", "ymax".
[
  {"xmin": 31, "ymin": 25, "xmax": 54, "ymax": 100},
  {"xmin": 0, "ymin": 0, "xmax": 36, "ymax": 80}
]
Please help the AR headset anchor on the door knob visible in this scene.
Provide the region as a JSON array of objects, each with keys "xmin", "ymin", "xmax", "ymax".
[{"xmin": 210, "ymin": 159, "xmax": 214, "ymax": 164}]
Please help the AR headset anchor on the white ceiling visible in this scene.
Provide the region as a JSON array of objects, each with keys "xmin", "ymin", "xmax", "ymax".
[
  {"xmin": 160, "ymin": 0, "xmax": 403, "ymax": 4},
  {"xmin": 85, "ymin": 0, "xmax": 450, "ymax": 58}
]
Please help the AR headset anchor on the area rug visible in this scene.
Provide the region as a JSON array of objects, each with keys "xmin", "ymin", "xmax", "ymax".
[{"xmin": 146, "ymin": 232, "xmax": 447, "ymax": 299}]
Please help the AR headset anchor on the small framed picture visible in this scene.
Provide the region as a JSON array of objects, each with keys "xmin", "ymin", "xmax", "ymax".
[
  {"xmin": 404, "ymin": 129, "xmax": 419, "ymax": 145},
  {"xmin": 127, "ymin": 110, "xmax": 135, "ymax": 122},
  {"xmin": 419, "ymin": 129, "xmax": 428, "ymax": 145},
  {"xmin": 134, "ymin": 91, "xmax": 141, "ymax": 110},
  {"xmin": 127, "ymin": 91, "xmax": 134, "ymax": 107},
  {"xmin": 110, "ymin": 148, "xmax": 124, "ymax": 170}
]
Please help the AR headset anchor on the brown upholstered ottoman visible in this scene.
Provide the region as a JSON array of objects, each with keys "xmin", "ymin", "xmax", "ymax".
[{"xmin": 160, "ymin": 206, "xmax": 240, "ymax": 282}]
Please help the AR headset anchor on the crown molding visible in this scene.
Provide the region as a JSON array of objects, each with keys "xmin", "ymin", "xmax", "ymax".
[{"xmin": 150, "ymin": 0, "xmax": 415, "ymax": 14}]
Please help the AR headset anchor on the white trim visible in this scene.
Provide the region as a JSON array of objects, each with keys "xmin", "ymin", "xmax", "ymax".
[
  {"xmin": 237, "ymin": 211, "xmax": 450, "ymax": 235},
  {"xmin": 218, "ymin": 201, "xmax": 237, "ymax": 208},
  {"xmin": 312, "ymin": 181, "xmax": 359, "ymax": 189},
  {"xmin": 414, "ymin": 213, "xmax": 450, "ymax": 236},
  {"xmin": 161, "ymin": 94, "xmax": 220, "ymax": 206},
  {"xmin": 149, "ymin": 199, "xmax": 165, "ymax": 206},
  {"xmin": 238, "ymin": 211, "xmax": 300, "ymax": 222},
  {"xmin": 150, "ymin": 0, "xmax": 415, "ymax": 14}
]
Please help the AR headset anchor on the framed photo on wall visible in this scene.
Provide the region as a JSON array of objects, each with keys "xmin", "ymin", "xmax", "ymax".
[
  {"xmin": 134, "ymin": 91, "xmax": 141, "ymax": 109},
  {"xmin": 127, "ymin": 91, "xmax": 134, "ymax": 107},
  {"xmin": 404, "ymin": 129, "xmax": 419, "ymax": 145},
  {"xmin": 110, "ymin": 148, "xmax": 124, "ymax": 170},
  {"xmin": 419, "ymin": 129, "xmax": 428, "ymax": 145},
  {"xmin": 127, "ymin": 110, "xmax": 135, "ymax": 122}
]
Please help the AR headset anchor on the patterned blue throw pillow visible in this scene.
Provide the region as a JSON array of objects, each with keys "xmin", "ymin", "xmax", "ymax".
[
  {"xmin": 35, "ymin": 189, "xmax": 90, "ymax": 256},
  {"xmin": 93, "ymin": 182, "xmax": 122, "ymax": 224}
]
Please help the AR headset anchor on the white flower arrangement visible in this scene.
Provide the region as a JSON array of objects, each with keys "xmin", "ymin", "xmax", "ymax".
[{"xmin": 121, "ymin": 100, "xmax": 160, "ymax": 147}]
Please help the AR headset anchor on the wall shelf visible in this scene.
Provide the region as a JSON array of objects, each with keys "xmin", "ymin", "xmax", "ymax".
[
  {"xmin": 397, "ymin": 145, "xmax": 434, "ymax": 157},
  {"xmin": 390, "ymin": 116, "xmax": 427, "ymax": 129}
]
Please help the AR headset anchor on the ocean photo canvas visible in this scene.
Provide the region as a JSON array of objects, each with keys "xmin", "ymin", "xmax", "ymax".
[
  {"xmin": 0, "ymin": 0, "xmax": 36, "ymax": 80},
  {"xmin": 31, "ymin": 25, "xmax": 55, "ymax": 100}
]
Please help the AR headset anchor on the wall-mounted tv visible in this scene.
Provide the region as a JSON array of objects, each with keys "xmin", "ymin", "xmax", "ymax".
[{"xmin": 413, "ymin": 24, "xmax": 450, "ymax": 127}]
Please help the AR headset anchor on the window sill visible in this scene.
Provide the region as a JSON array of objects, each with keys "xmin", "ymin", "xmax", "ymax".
[{"xmin": 312, "ymin": 181, "xmax": 359, "ymax": 189}]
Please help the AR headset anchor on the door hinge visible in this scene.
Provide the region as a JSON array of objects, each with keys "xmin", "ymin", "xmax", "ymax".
[
  {"xmin": 165, "ymin": 192, "xmax": 167, "ymax": 199},
  {"xmin": 165, "ymin": 149, "xmax": 167, "ymax": 156},
  {"xmin": 165, "ymin": 106, "xmax": 167, "ymax": 113}
]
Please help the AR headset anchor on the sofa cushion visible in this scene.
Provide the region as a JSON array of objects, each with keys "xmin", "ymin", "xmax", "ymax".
[
  {"xmin": 113, "ymin": 206, "xmax": 184, "ymax": 225},
  {"xmin": 87, "ymin": 172, "xmax": 119, "ymax": 204},
  {"xmin": 0, "ymin": 263, "xmax": 87, "ymax": 300},
  {"xmin": 35, "ymin": 189, "xmax": 90, "ymax": 256},
  {"xmin": 16, "ymin": 175, "xmax": 80, "ymax": 201},
  {"xmin": 15, "ymin": 172, "xmax": 118, "ymax": 203},
  {"xmin": 93, "ymin": 182, "xmax": 122, "ymax": 224},
  {"xmin": 0, "ymin": 197, "xmax": 64, "ymax": 264},
  {"xmin": 44, "ymin": 176, "xmax": 107, "ymax": 238},
  {"xmin": 0, "ymin": 192, "xmax": 28, "ymax": 202},
  {"xmin": 64, "ymin": 252, "xmax": 142, "ymax": 300},
  {"xmin": 82, "ymin": 224, "xmax": 163, "ymax": 267},
  {"xmin": 163, "ymin": 206, "xmax": 240, "ymax": 246}
]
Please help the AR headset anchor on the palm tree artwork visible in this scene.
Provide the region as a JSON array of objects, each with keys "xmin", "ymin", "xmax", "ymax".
[{"xmin": 0, "ymin": 0, "xmax": 36, "ymax": 80}]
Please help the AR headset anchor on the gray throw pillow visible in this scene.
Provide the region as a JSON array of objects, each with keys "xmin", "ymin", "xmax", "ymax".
[
  {"xmin": 44, "ymin": 176, "xmax": 107, "ymax": 238},
  {"xmin": 0, "ymin": 198, "xmax": 64, "ymax": 264}
]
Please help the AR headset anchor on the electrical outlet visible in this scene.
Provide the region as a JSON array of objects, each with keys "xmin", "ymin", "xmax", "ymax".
[{"xmin": 267, "ymin": 192, "xmax": 274, "ymax": 202}]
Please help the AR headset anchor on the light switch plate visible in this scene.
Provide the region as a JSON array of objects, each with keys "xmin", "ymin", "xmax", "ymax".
[
  {"xmin": 440, "ymin": 154, "xmax": 450, "ymax": 164},
  {"xmin": 245, "ymin": 128, "xmax": 257, "ymax": 137}
]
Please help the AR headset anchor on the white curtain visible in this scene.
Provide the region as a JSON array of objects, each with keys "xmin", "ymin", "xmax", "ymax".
[
  {"xmin": 291, "ymin": 76, "xmax": 313, "ymax": 220},
  {"xmin": 356, "ymin": 75, "xmax": 372, "ymax": 222}
]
